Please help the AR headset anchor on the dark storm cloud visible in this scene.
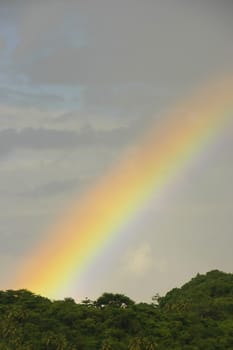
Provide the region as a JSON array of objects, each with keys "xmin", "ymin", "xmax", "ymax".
[
  {"xmin": 0, "ymin": 125, "xmax": 131, "ymax": 156},
  {"xmin": 20, "ymin": 179, "xmax": 80, "ymax": 197},
  {"xmin": 0, "ymin": 87, "xmax": 64, "ymax": 107},
  {"xmin": 0, "ymin": 128, "xmax": 77, "ymax": 155},
  {"xmin": 0, "ymin": 36, "xmax": 6, "ymax": 50}
]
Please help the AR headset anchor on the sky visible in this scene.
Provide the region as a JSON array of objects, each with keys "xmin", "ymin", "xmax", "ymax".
[{"xmin": 0, "ymin": 0, "xmax": 233, "ymax": 302}]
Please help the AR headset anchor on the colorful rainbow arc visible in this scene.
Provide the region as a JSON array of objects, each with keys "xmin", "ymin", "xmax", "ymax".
[{"xmin": 13, "ymin": 76, "xmax": 233, "ymax": 299}]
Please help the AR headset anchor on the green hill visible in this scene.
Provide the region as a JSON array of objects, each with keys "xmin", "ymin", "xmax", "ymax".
[{"xmin": 0, "ymin": 270, "xmax": 232, "ymax": 349}]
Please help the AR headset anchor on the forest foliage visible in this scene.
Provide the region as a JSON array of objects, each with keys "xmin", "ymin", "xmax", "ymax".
[{"xmin": 0, "ymin": 270, "xmax": 233, "ymax": 349}]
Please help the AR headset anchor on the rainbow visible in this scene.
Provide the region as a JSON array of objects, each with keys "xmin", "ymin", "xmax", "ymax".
[{"xmin": 13, "ymin": 76, "xmax": 233, "ymax": 299}]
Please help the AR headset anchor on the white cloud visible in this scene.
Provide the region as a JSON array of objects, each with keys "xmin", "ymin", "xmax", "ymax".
[{"xmin": 123, "ymin": 243, "xmax": 154, "ymax": 276}]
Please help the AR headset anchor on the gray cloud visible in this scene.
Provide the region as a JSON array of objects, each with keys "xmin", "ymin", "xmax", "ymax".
[
  {"xmin": 53, "ymin": 111, "xmax": 87, "ymax": 124},
  {"xmin": 82, "ymin": 83, "xmax": 180, "ymax": 119},
  {"xmin": 12, "ymin": 1, "xmax": 233, "ymax": 87},
  {"xmin": 0, "ymin": 0, "xmax": 233, "ymax": 299},
  {"xmin": 12, "ymin": 1, "xmax": 71, "ymax": 63}
]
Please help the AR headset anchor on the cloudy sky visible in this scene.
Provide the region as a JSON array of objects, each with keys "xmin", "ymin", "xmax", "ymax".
[{"xmin": 0, "ymin": 0, "xmax": 233, "ymax": 301}]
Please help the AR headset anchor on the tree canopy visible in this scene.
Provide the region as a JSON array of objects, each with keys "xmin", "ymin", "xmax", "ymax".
[{"xmin": 0, "ymin": 270, "xmax": 233, "ymax": 349}]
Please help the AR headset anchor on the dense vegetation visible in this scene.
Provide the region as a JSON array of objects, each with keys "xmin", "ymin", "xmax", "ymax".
[{"xmin": 0, "ymin": 270, "xmax": 232, "ymax": 349}]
